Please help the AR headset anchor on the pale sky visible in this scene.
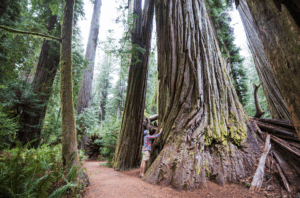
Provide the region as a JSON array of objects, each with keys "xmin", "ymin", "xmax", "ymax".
[{"xmin": 78, "ymin": 1, "xmax": 251, "ymax": 81}]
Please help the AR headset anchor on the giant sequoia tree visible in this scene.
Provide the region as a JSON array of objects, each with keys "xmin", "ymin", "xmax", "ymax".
[
  {"xmin": 113, "ymin": 0, "xmax": 155, "ymax": 170},
  {"xmin": 242, "ymin": 0, "xmax": 300, "ymax": 138},
  {"xmin": 237, "ymin": 0, "xmax": 290, "ymax": 120},
  {"xmin": 142, "ymin": 0, "xmax": 262, "ymax": 189}
]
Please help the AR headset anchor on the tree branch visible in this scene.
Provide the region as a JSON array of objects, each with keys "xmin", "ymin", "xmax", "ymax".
[{"xmin": 0, "ymin": 25, "xmax": 61, "ymax": 42}]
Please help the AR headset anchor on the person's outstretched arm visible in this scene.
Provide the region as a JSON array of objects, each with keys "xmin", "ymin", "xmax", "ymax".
[{"xmin": 147, "ymin": 128, "xmax": 162, "ymax": 139}]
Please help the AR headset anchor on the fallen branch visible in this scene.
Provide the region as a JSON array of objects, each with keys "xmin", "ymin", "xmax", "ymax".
[
  {"xmin": 272, "ymin": 150, "xmax": 293, "ymax": 184},
  {"xmin": 286, "ymin": 141, "xmax": 300, "ymax": 150},
  {"xmin": 0, "ymin": 25, "xmax": 61, "ymax": 42},
  {"xmin": 270, "ymin": 135, "xmax": 300, "ymax": 158},
  {"xmin": 250, "ymin": 134, "xmax": 271, "ymax": 193},
  {"xmin": 256, "ymin": 121, "xmax": 298, "ymax": 141},
  {"xmin": 148, "ymin": 114, "xmax": 158, "ymax": 121},
  {"xmin": 276, "ymin": 163, "xmax": 291, "ymax": 194},
  {"xmin": 252, "ymin": 117, "xmax": 294, "ymax": 130}
]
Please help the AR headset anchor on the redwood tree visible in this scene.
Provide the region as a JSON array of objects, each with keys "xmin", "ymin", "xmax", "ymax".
[
  {"xmin": 113, "ymin": 0, "xmax": 155, "ymax": 170},
  {"xmin": 17, "ymin": 12, "xmax": 60, "ymax": 147},
  {"xmin": 143, "ymin": 0, "xmax": 262, "ymax": 189},
  {"xmin": 60, "ymin": 0, "xmax": 79, "ymax": 167},
  {"xmin": 242, "ymin": 0, "xmax": 300, "ymax": 138},
  {"xmin": 76, "ymin": 0, "xmax": 102, "ymax": 149},
  {"xmin": 237, "ymin": 0, "xmax": 291, "ymax": 120}
]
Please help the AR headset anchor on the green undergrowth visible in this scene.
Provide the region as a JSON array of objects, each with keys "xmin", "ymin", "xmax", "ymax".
[
  {"xmin": 94, "ymin": 117, "xmax": 121, "ymax": 167},
  {"xmin": 0, "ymin": 142, "xmax": 85, "ymax": 198}
]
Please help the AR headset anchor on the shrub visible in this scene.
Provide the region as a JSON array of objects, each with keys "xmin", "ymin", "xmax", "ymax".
[
  {"xmin": 94, "ymin": 117, "xmax": 121, "ymax": 166},
  {"xmin": 0, "ymin": 106, "xmax": 18, "ymax": 150},
  {"xmin": 0, "ymin": 142, "xmax": 84, "ymax": 198}
]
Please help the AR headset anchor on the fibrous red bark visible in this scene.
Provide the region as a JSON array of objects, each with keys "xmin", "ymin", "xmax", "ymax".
[
  {"xmin": 143, "ymin": 0, "xmax": 262, "ymax": 189},
  {"xmin": 113, "ymin": 0, "xmax": 155, "ymax": 170}
]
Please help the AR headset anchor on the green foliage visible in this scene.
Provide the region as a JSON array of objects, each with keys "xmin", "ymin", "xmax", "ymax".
[
  {"xmin": 0, "ymin": 142, "xmax": 83, "ymax": 198},
  {"xmin": 145, "ymin": 50, "xmax": 158, "ymax": 115},
  {"xmin": 0, "ymin": 106, "xmax": 18, "ymax": 150},
  {"xmin": 207, "ymin": 0, "xmax": 249, "ymax": 106},
  {"xmin": 41, "ymin": 75, "xmax": 61, "ymax": 145},
  {"xmin": 243, "ymin": 56, "xmax": 271, "ymax": 118},
  {"xmin": 0, "ymin": 80, "xmax": 42, "ymax": 119},
  {"xmin": 76, "ymin": 107, "xmax": 100, "ymax": 137},
  {"xmin": 94, "ymin": 118, "xmax": 121, "ymax": 166}
]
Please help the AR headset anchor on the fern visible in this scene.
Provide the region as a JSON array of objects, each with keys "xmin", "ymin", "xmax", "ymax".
[{"xmin": 0, "ymin": 142, "xmax": 82, "ymax": 198}]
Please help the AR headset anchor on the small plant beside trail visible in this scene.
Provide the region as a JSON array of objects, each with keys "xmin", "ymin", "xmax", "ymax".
[
  {"xmin": 0, "ymin": 142, "xmax": 87, "ymax": 198},
  {"xmin": 94, "ymin": 117, "xmax": 121, "ymax": 166}
]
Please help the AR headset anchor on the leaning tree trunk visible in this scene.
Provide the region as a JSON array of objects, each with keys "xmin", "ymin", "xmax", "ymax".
[
  {"xmin": 113, "ymin": 0, "xmax": 155, "ymax": 170},
  {"xmin": 76, "ymin": 0, "xmax": 102, "ymax": 149},
  {"xmin": 143, "ymin": 0, "xmax": 262, "ymax": 190},
  {"xmin": 242, "ymin": 0, "xmax": 300, "ymax": 139},
  {"xmin": 237, "ymin": 0, "xmax": 291, "ymax": 120},
  {"xmin": 17, "ymin": 13, "xmax": 60, "ymax": 147},
  {"xmin": 60, "ymin": 0, "xmax": 79, "ymax": 167}
]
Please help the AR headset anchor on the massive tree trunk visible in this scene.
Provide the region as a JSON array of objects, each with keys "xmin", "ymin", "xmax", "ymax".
[
  {"xmin": 60, "ymin": 0, "xmax": 79, "ymax": 167},
  {"xmin": 237, "ymin": 0, "xmax": 291, "ymax": 120},
  {"xmin": 143, "ymin": 0, "xmax": 262, "ymax": 189},
  {"xmin": 113, "ymin": 0, "xmax": 155, "ymax": 170},
  {"xmin": 242, "ymin": 0, "xmax": 300, "ymax": 139},
  {"xmin": 76, "ymin": 0, "xmax": 102, "ymax": 149},
  {"xmin": 17, "ymin": 13, "xmax": 60, "ymax": 147}
]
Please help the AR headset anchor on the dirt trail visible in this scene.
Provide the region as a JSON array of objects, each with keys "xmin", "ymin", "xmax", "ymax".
[{"xmin": 83, "ymin": 161, "xmax": 264, "ymax": 198}]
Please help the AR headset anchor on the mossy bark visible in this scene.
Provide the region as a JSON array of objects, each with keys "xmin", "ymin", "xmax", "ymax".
[
  {"xmin": 243, "ymin": 0, "xmax": 300, "ymax": 139},
  {"xmin": 113, "ymin": 0, "xmax": 155, "ymax": 170},
  {"xmin": 76, "ymin": 0, "xmax": 102, "ymax": 150},
  {"xmin": 143, "ymin": 0, "xmax": 262, "ymax": 189},
  {"xmin": 238, "ymin": 0, "xmax": 291, "ymax": 120},
  {"xmin": 17, "ymin": 13, "xmax": 60, "ymax": 147},
  {"xmin": 60, "ymin": 0, "xmax": 79, "ymax": 166}
]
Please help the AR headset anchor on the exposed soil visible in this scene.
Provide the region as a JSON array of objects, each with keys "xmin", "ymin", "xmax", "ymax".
[{"xmin": 83, "ymin": 161, "xmax": 269, "ymax": 198}]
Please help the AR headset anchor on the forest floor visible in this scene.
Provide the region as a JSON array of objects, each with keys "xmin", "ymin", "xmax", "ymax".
[{"xmin": 82, "ymin": 161, "xmax": 268, "ymax": 198}]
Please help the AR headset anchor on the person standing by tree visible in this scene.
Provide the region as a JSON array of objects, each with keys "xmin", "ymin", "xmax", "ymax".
[{"xmin": 140, "ymin": 128, "xmax": 162, "ymax": 178}]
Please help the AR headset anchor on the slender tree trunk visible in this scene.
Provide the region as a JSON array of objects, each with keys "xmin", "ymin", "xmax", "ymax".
[
  {"xmin": 76, "ymin": 0, "xmax": 102, "ymax": 149},
  {"xmin": 60, "ymin": 0, "xmax": 78, "ymax": 167},
  {"xmin": 99, "ymin": 67, "xmax": 109, "ymax": 122},
  {"xmin": 116, "ymin": 75, "xmax": 125, "ymax": 122},
  {"xmin": 237, "ymin": 0, "xmax": 291, "ymax": 120},
  {"xmin": 243, "ymin": 0, "xmax": 300, "ymax": 139},
  {"xmin": 17, "ymin": 13, "xmax": 60, "ymax": 147},
  {"xmin": 143, "ymin": 0, "xmax": 262, "ymax": 189},
  {"xmin": 113, "ymin": 0, "xmax": 155, "ymax": 170}
]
